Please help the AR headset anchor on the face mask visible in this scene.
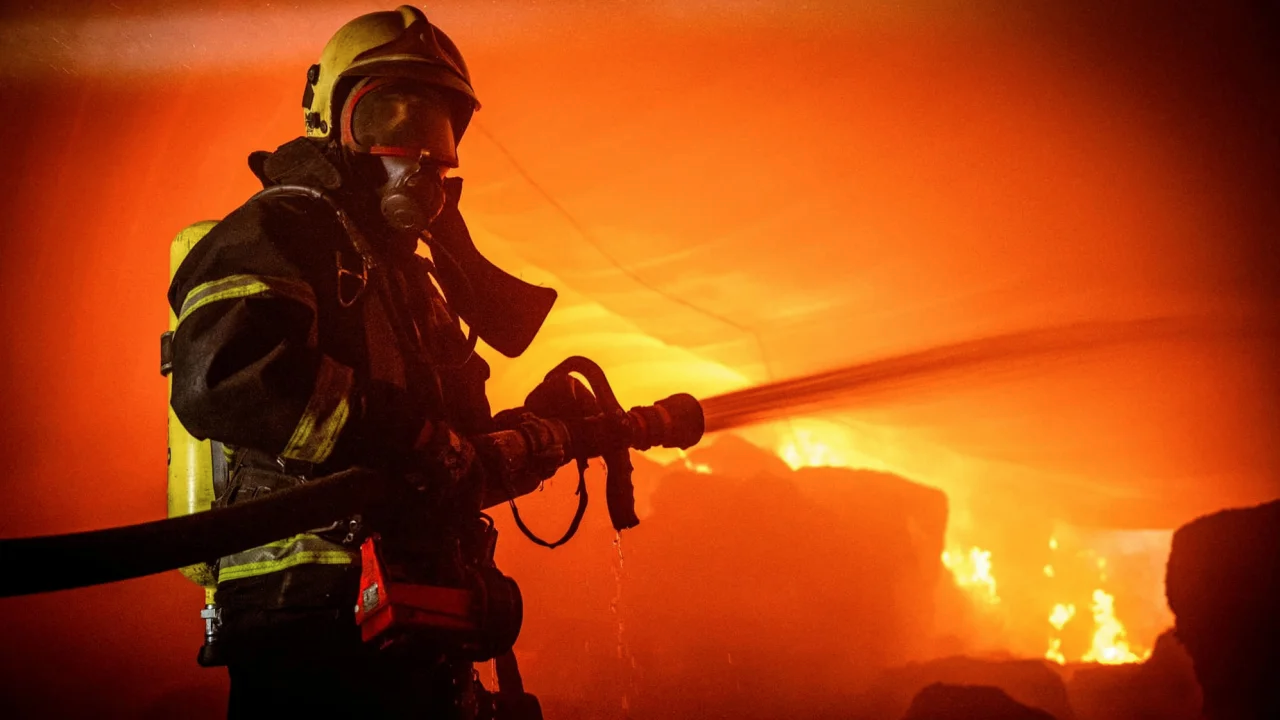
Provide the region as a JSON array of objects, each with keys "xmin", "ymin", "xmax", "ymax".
[
  {"xmin": 340, "ymin": 77, "xmax": 459, "ymax": 232},
  {"xmin": 378, "ymin": 155, "xmax": 447, "ymax": 233}
]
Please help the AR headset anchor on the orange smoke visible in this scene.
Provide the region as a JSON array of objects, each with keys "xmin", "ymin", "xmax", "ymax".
[
  {"xmin": 783, "ymin": 428, "xmax": 1165, "ymax": 666},
  {"xmin": 0, "ymin": 1, "xmax": 1277, "ymax": 716}
]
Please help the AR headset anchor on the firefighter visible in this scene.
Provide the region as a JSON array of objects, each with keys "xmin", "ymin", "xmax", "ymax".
[{"xmin": 168, "ymin": 6, "xmax": 554, "ymax": 717}]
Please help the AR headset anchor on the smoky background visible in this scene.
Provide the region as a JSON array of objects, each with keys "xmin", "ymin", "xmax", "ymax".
[{"xmin": 0, "ymin": 1, "xmax": 1277, "ymax": 717}]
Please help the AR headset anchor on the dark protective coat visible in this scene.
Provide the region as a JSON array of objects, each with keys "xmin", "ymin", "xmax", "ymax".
[{"xmin": 168, "ymin": 137, "xmax": 495, "ymax": 652}]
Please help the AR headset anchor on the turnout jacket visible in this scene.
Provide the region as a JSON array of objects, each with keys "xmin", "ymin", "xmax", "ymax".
[{"xmin": 168, "ymin": 139, "xmax": 494, "ymax": 634}]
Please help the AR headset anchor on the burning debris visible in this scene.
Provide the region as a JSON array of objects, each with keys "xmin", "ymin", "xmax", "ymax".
[
  {"xmin": 486, "ymin": 431, "xmax": 1259, "ymax": 720},
  {"xmin": 1066, "ymin": 630, "xmax": 1202, "ymax": 720},
  {"xmin": 942, "ymin": 547, "xmax": 1000, "ymax": 606},
  {"xmin": 1079, "ymin": 590, "xmax": 1144, "ymax": 665},
  {"xmin": 775, "ymin": 420, "xmax": 1169, "ymax": 669},
  {"xmin": 1046, "ymin": 603, "xmax": 1076, "ymax": 665}
]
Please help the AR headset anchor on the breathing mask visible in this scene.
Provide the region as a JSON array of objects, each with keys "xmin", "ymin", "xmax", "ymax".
[{"xmin": 341, "ymin": 77, "xmax": 459, "ymax": 232}]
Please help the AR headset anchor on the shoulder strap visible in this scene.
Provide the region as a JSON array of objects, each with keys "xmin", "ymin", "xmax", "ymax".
[{"xmin": 247, "ymin": 184, "xmax": 378, "ymax": 307}]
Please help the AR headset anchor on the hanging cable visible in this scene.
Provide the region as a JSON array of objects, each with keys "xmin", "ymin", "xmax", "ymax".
[{"xmin": 472, "ymin": 121, "xmax": 794, "ymax": 440}]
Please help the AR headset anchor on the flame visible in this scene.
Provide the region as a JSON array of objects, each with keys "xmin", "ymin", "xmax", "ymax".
[
  {"xmin": 1045, "ymin": 602, "xmax": 1076, "ymax": 665},
  {"xmin": 676, "ymin": 449, "xmax": 712, "ymax": 475},
  {"xmin": 774, "ymin": 422, "xmax": 894, "ymax": 473},
  {"xmin": 1043, "ymin": 538, "xmax": 1152, "ymax": 665},
  {"xmin": 1045, "ymin": 639, "xmax": 1067, "ymax": 665},
  {"xmin": 768, "ymin": 425, "xmax": 1161, "ymax": 665},
  {"xmin": 1081, "ymin": 589, "xmax": 1148, "ymax": 665},
  {"xmin": 778, "ymin": 428, "xmax": 848, "ymax": 470},
  {"xmin": 942, "ymin": 546, "xmax": 1000, "ymax": 605},
  {"xmin": 1049, "ymin": 602, "xmax": 1077, "ymax": 629}
]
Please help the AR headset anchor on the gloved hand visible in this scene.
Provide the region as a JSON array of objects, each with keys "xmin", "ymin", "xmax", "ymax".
[
  {"xmin": 488, "ymin": 371, "xmax": 604, "ymax": 484},
  {"xmin": 514, "ymin": 373, "xmax": 601, "ymax": 425},
  {"xmin": 404, "ymin": 419, "xmax": 477, "ymax": 498},
  {"xmin": 486, "ymin": 374, "xmax": 606, "ymax": 548}
]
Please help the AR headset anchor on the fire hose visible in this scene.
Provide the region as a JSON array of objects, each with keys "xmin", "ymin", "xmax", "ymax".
[
  {"xmin": 2, "ymin": 316, "xmax": 1238, "ymax": 599},
  {"xmin": 0, "ymin": 359, "xmax": 704, "ymax": 599}
]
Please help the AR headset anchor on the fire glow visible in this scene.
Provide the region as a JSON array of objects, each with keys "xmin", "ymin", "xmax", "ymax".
[
  {"xmin": 942, "ymin": 547, "xmax": 1000, "ymax": 606},
  {"xmin": 1046, "ymin": 602, "xmax": 1076, "ymax": 665},
  {"xmin": 1080, "ymin": 589, "xmax": 1147, "ymax": 665},
  {"xmin": 0, "ymin": 2, "xmax": 1272, "ymax": 716},
  {"xmin": 777, "ymin": 427, "xmax": 1157, "ymax": 666}
]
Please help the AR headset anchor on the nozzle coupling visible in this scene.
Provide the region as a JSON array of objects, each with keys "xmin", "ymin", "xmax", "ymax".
[
  {"xmin": 475, "ymin": 394, "xmax": 705, "ymax": 510},
  {"xmin": 627, "ymin": 393, "xmax": 705, "ymax": 451}
]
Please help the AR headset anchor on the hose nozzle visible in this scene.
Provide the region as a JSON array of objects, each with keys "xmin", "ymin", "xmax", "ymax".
[{"xmin": 627, "ymin": 393, "xmax": 705, "ymax": 451}]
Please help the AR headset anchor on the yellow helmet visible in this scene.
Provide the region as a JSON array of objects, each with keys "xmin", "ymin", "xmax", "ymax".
[{"xmin": 303, "ymin": 6, "xmax": 479, "ymax": 143}]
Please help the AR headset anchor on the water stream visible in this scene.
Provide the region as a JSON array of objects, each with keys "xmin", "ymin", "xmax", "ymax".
[{"xmin": 699, "ymin": 314, "xmax": 1273, "ymax": 433}]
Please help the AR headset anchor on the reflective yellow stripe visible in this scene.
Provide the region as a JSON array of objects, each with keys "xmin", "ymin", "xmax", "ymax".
[
  {"xmin": 217, "ymin": 533, "xmax": 355, "ymax": 583},
  {"xmin": 217, "ymin": 550, "xmax": 355, "ymax": 582},
  {"xmin": 280, "ymin": 356, "xmax": 355, "ymax": 465},
  {"xmin": 178, "ymin": 274, "xmax": 317, "ymax": 328}
]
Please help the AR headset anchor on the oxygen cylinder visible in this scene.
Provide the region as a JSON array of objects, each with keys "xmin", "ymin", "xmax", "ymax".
[{"xmin": 163, "ymin": 220, "xmax": 221, "ymax": 590}]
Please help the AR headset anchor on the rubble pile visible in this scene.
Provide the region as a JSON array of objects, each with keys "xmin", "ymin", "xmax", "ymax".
[
  {"xmin": 1166, "ymin": 500, "xmax": 1280, "ymax": 720},
  {"xmin": 901, "ymin": 683, "xmax": 1059, "ymax": 720},
  {"xmin": 497, "ymin": 435, "xmax": 948, "ymax": 720},
  {"xmin": 1064, "ymin": 630, "xmax": 1201, "ymax": 720},
  {"xmin": 855, "ymin": 656, "xmax": 1072, "ymax": 720}
]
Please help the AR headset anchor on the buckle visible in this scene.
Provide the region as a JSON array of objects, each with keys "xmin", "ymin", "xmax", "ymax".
[
  {"xmin": 336, "ymin": 250, "xmax": 368, "ymax": 308},
  {"xmin": 276, "ymin": 456, "xmax": 315, "ymax": 477}
]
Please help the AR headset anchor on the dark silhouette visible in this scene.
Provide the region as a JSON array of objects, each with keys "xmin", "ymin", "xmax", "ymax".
[
  {"xmin": 1066, "ymin": 630, "xmax": 1202, "ymax": 720},
  {"xmin": 901, "ymin": 683, "xmax": 1059, "ymax": 720},
  {"xmin": 1166, "ymin": 500, "xmax": 1280, "ymax": 720}
]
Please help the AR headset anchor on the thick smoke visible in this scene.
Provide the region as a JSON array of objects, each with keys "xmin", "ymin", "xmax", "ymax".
[{"xmin": 0, "ymin": 1, "xmax": 1276, "ymax": 717}]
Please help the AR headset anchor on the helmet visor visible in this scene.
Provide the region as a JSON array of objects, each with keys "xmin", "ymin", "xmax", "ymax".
[{"xmin": 344, "ymin": 79, "xmax": 459, "ymax": 167}]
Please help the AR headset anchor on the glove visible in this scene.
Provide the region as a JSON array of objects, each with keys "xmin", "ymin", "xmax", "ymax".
[
  {"xmin": 520, "ymin": 373, "xmax": 601, "ymax": 424},
  {"xmin": 404, "ymin": 419, "xmax": 477, "ymax": 497}
]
